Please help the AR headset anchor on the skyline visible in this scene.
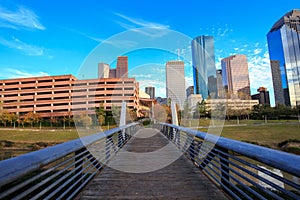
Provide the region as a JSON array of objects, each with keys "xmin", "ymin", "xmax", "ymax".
[{"xmin": 1, "ymin": 1, "xmax": 300, "ymax": 106}]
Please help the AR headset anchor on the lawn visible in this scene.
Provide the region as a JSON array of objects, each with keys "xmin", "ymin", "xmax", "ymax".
[
  {"xmin": 0, "ymin": 129, "xmax": 79, "ymax": 143},
  {"xmin": 199, "ymin": 123, "xmax": 300, "ymax": 149}
]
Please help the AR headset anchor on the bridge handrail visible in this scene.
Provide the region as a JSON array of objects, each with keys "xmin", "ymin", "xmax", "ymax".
[
  {"xmin": 0, "ymin": 123, "xmax": 138, "ymax": 188},
  {"xmin": 159, "ymin": 122, "xmax": 300, "ymax": 178}
]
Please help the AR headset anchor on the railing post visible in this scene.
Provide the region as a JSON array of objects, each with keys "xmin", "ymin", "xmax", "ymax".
[
  {"xmin": 218, "ymin": 147, "xmax": 230, "ymax": 188},
  {"xmin": 189, "ymin": 139, "xmax": 195, "ymax": 162},
  {"xmin": 106, "ymin": 136, "xmax": 112, "ymax": 161},
  {"xmin": 175, "ymin": 129, "xmax": 180, "ymax": 148},
  {"xmin": 118, "ymin": 130, "xmax": 123, "ymax": 148},
  {"xmin": 75, "ymin": 148, "xmax": 86, "ymax": 180}
]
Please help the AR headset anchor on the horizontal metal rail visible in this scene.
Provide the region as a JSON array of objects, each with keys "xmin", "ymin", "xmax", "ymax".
[
  {"xmin": 156, "ymin": 123, "xmax": 300, "ymax": 200},
  {"xmin": 0, "ymin": 123, "xmax": 140, "ymax": 199}
]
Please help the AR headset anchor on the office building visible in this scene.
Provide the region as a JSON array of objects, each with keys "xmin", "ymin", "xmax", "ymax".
[
  {"xmin": 191, "ymin": 36, "xmax": 217, "ymax": 99},
  {"xmin": 145, "ymin": 86, "xmax": 155, "ymax": 99},
  {"xmin": 109, "ymin": 69, "xmax": 116, "ymax": 78},
  {"xmin": 187, "ymin": 94, "xmax": 203, "ymax": 113},
  {"xmin": 166, "ymin": 60, "xmax": 186, "ymax": 109},
  {"xmin": 251, "ymin": 87, "xmax": 270, "ymax": 105},
  {"xmin": 270, "ymin": 60, "xmax": 285, "ymax": 105},
  {"xmin": 206, "ymin": 99, "xmax": 259, "ymax": 111},
  {"xmin": 116, "ymin": 56, "xmax": 128, "ymax": 78},
  {"xmin": 267, "ymin": 9, "xmax": 300, "ymax": 106},
  {"xmin": 186, "ymin": 86, "xmax": 194, "ymax": 98},
  {"xmin": 221, "ymin": 54, "xmax": 251, "ymax": 99},
  {"xmin": 216, "ymin": 69, "xmax": 225, "ymax": 98},
  {"xmin": 98, "ymin": 63, "xmax": 110, "ymax": 78}
]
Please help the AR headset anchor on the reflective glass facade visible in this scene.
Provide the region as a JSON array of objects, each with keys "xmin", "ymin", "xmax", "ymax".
[
  {"xmin": 191, "ymin": 36, "xmax": 217, "ymax": 99},
  {"xmin": 267, "ymin": 10, "xmax": 300, "ymax": 106}
]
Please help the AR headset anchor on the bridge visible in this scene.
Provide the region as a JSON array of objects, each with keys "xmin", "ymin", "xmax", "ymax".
[{"xmin": 0, "ymin": 121, "xmax": 300, "ymax": 199}]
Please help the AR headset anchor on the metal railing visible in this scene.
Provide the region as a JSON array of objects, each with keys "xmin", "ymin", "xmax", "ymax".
[
  {"xmin": 156, "ymin": 123, "xmax": 300, "ymax": 200},
  {"xmin": 0, "ymin": 123, "xmax": 140, "ymax": 200}
]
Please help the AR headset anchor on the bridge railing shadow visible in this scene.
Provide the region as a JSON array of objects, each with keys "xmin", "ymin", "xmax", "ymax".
[
  {"xmin": 156, "ymin": 122, "xmax": 300, "ymax": 200},
  {"xmin": 0, "ymin": 123, "xmax": 140, "ymax": 200}
]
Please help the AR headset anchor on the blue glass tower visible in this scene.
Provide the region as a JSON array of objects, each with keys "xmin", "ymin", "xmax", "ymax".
[
  {"xmin": 191, "ymin": 36, "xmax": 217, "ymax": 99},
  {"xmin": 267, "ymin": 9, "xmax": 300, "ymax": 106}
]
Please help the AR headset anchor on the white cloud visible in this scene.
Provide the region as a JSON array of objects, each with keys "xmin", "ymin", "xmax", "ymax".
[
  {"xmin": 114, "ymin": 13, "xmax": 169, "ymax": 29},
  {"xmin": 1, "ymin": 68, "xmax": 49, "ymax": 79},
  {"xmin": 248, "ymin": 49, "xmax": 274, "ymax": 105},
  {"xmin": 0, "ymin": 37, "xmax": 44, "ymax": 56},
  {"xmin": 0, "ymin": 6, "xmax": 45, "ymax": 30},
  {"xmin": 254, "ymin": 48, "xmax": 262, "ymax": 55},
  {"xmin": 114, "ymin": 12, "xmax": 170, "ymax": 38}
]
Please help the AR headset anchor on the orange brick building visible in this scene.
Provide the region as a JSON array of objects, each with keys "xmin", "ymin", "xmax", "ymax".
[{"xmin": 0, "ymin": 74, "xmax": 140, "ymax": 119}]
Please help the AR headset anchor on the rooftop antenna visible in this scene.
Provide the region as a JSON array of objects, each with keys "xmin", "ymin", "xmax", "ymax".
[{"xmin": 177, "ymin": 49, "xmax": 180, "ymax": 60}]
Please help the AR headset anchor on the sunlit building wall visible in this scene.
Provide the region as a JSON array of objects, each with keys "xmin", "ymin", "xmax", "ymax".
[
  {"xmin": 191, "ymin": 36, "xmax": 217, "ymax": 99},
  {"xmin": 267, "ymin": 9, "xmax": 300, "ymax": 106}
]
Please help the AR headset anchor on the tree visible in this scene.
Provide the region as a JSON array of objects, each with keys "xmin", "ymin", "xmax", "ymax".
[
  {"xmin": 74, "ymin": 114, "xmax": 92, "ymax": 128},
  {"xmin": 24, "ymin": 112, "xmax": 34, "ymax": 127},
  {"xmin": 96, "ymin": 102, "xmax": 106, "ymax": 126},
  {"xmin": 182, "ymin": 101, "xmax": 191, "ymax": 119},
  {"xmin": 50, "ymin": 117, "xmax": 58, "ymax": 127},
  {"xmin": 193, "ymin": 100, "xmax": 207, "ymax": 119},
  {"xmin": 111, "ymin": 105, "xmax": 121, "ymax": 126},
  {"xmin": 0, "ymin": 111, "xmax": 10, "ymax": 127},
  {"xmin": 24, "ymin": 112, "xmax": 41, "ymax": 127}
]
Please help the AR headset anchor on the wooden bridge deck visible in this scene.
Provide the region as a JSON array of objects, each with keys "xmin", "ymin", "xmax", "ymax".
[{"xmin": 78, "ymin": 128, "xmax": 227, "ymax": 199}]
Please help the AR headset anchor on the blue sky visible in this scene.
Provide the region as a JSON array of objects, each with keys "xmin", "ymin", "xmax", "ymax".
[{"xmin": 0, "ymin": 0, "xmax": 299, "ymax": 105}]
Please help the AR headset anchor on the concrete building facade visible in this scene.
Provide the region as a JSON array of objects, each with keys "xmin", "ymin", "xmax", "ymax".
[
  {"xmin": 98, "ymin": 63, "xmax": 110, "ymax": 78},
  {"xmin": 0, "ymin": 74, "xmax": 140, "ymax": 119},
  {"xmin": 166, "ymin": 60, "xmax": 186, "ymax": 109},
  {"xmin": 251, "ymin": 87, "xmax": 270, "ymax": 105},
  {"xmin": 145, "ymin": 86, "xmax": 155, "ymax": 99}
]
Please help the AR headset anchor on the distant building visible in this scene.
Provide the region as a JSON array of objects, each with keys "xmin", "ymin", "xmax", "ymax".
[
  {"xmin": 221, "ymin": 54, "xmax": 251, "ymax": 99},
  {"xmin": 187, "ymin": 94, "xmax": 202, "ymax": 112},
  {"xmin": 98, "ymin": 63, "xmax": 110, "ymax": 78},
  {"xmin": 166, "ymin": 60, "xmax": 186, "ymax": 109},
  {"xmin": 251, "ymin": 87, "xmax": 270, "ymax": 105},
  {"xmin": 216, "ymin": 69, "xmax": 225, "ymax": 98},
  {"xmin": 191, "ymin": 36, "xmax": 217, "ymax": 99},
  {"xmin": 270, "ymin": 60, "xmax": 285, "ymax": 105},
  {"xmin": 0, "ymin": 75, "xmax": 140, "ymax": 119},
  {"xmin": 267, "ymin": 9, "xmax": 300, "ymax": 106},
  {"xmin": 206, "ymin": 99, "xmax": 259, "ymax": 111},
  {"xmin": 156, "ymin": 97, "xmax": 168, "ymax": 105},
  {"xmin": 186, "ymin": 86, "xmax": 194, "ymax": 98},
  {"xmin": 145, "ymin": 86, "xmax": 155, "ymax": 99},
  {"xmin": 109, "ymin": 69, "xmax": 116, "ymax": 78},
  {"xmin": 116, "ymin": 56, "xmax": 128, "ymax": 78},
  {"xmin": 108, "ymin": 56, "xmax": 129, "ymax": 78}
]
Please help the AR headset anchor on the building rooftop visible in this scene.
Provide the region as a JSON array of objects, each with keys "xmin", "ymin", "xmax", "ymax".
[{"xmin": 270, "ymin": 9, "xmax": 300, "ymax": 33}]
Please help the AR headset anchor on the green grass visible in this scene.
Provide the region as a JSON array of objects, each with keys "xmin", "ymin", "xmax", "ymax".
[
  {"xmin": 199, "ymin": 124, "xmax": 300, "ymax": 149},
  {"xmin": 180, "ymin": 118, "xmax": 299, "ymax": 127},
  {"xmin": 0, "ymin": 129, "xmax": 79, "ymax": 143}
]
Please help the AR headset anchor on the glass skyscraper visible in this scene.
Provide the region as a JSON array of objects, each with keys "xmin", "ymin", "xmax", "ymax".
[
  {"xmin": 191, "ymin": 36, "xmax": 217, "ymax": 99},
  {"xmin": 267, "ymin": 9, "xmax": 300, "ymax": 106}
]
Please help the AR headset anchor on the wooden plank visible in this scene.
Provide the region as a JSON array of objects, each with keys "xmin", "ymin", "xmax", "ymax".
[{"xmin": 78, "ymin": 128, "xmax": 228, "ymax": 199}]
